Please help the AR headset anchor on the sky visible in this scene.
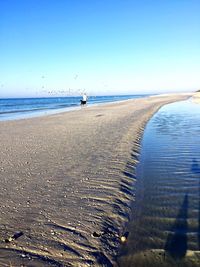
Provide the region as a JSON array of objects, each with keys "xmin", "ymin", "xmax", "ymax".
[{"xmin": 0, "ymin": 0, "xmax": 200, "ymax": 98}]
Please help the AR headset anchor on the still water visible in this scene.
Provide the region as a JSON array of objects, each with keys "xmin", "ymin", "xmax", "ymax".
[{"xmin": 118, "ymin": 99, "xmax": 200, "ymax": 267}]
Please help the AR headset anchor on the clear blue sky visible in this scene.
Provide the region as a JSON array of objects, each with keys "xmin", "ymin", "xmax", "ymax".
[{"xmin": 0, "ymin": 0, "xmax": 200, "ymax": 97}]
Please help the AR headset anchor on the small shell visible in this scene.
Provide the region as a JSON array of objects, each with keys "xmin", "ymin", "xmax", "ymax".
[
  {"xmin": 120, "ymin": 236, "xmax": 127, "ymax": 243},
  {"xmin": 120, "ymin": 231, "xmax": 129, "ymax": 243}
]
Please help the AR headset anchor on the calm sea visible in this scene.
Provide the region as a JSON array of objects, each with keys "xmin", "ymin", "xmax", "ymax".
[{"xmin": 0, "ymin": 95, "xmax": 150, "ymax": 121}]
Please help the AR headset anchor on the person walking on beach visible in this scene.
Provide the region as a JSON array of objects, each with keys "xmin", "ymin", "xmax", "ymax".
[{"xmin": 80, "ymin": 93, "xmax": 87, "ymax": 105}]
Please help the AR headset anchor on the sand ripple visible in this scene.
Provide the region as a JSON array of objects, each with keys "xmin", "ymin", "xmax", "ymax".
[{"xmin": 0, "ymin": 95, "xmax": 190, "ymax": 266}]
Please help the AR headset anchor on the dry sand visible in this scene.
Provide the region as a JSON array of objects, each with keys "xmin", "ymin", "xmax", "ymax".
[
  {"xmin": 0, "ymin": 94, "xmax": 191, "ymax": 266},
  {"xmin": 192, "ymin": 92, "xmax": 200, "ymax": 104}
]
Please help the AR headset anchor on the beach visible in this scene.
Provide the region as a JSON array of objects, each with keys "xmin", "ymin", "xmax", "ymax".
[{"xmin": 0, "ymin": 93, "xmax": 191, "ymax": 266}]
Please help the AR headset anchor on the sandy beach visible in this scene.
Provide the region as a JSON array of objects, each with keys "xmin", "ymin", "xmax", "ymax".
[{"xmin": 0, "ymin": 94, "xmax": 191, "ymax": 266}]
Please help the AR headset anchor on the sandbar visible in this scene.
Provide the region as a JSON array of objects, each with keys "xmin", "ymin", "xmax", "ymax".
[{"xmin": 0, "ymin": 93, "xmax": 192, "ymax": 266}]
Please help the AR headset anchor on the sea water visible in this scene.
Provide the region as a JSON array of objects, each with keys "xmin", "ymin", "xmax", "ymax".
[
  {"xmin": 0, "ymin": 95, "xmax": 149, "ymax": 121},
  {"xmin": 118, "ymin": 98, "xmax": 200, "ymax": 266}
]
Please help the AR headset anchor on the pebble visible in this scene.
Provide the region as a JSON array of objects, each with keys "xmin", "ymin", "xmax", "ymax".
[{"xmin": 91, "ymin": 231, "xmax": 101, "ymax": 238}]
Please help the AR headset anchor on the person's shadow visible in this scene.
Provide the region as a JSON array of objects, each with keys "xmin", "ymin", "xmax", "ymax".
[
  {"xmin": 164, "ymin": 193, "xmax": 188, "ymax": 259},
  {"xmin": 191, "ymin": 159, "xmax": 200, "ymax": 250}
]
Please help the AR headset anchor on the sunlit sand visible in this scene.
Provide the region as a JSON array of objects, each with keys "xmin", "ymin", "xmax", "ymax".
[{"xmin": 0, "ymin": 93, "xmax": 191, "ymax": 266}]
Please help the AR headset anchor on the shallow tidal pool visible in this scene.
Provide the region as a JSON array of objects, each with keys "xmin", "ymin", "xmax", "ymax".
[{"xmin": 118, "ymin": 98, "xmax": 200, "ymax": 267}]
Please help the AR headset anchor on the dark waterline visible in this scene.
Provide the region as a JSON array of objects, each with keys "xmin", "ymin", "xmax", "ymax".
[
  {"xmin": 118, "ymin": 99, "xmax": 200, "ymax": 266},
  {"xmin": 0, "ymin": 94, "xmax": 151, "ymax": 121}
]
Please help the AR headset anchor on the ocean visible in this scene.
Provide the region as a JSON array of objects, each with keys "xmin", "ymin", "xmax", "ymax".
[{"xmin": 0, "ymin": 94, "xmax": 150, "ymax": 121}]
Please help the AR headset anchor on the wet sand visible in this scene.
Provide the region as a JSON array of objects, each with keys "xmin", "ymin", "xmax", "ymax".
[{"xmin": 0, "ymin": 94, "xmax": 191, "ymax": 266}]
